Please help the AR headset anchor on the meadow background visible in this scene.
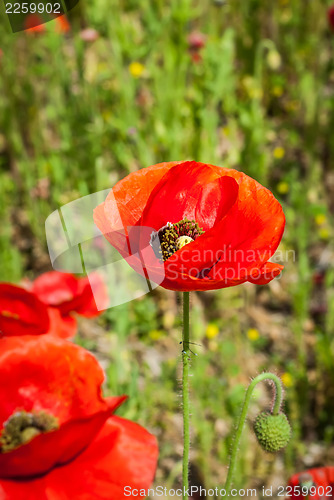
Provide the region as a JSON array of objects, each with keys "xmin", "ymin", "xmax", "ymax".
[{"xmin": 0, "ymin": 0, "xmax": 334, "ymax": 497}]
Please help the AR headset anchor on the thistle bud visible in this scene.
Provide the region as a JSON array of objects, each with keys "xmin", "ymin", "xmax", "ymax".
[{"xmin": 254, "ymin": 411, "xmax": 291, "ymax": 453}]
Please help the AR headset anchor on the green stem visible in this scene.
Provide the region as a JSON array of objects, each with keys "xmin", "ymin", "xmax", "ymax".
[
  {"xmin": 224, "ymin": 373, "xmax": 283, "ymax": 493},
  {"xmin": 182, "ymin": 291, "xmax": 190, "ymax": 500}
]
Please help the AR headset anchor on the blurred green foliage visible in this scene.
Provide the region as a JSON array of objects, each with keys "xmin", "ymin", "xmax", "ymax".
[{"xmin": 0, "ymin": 0, "xmax": 334, "ymax": 494}]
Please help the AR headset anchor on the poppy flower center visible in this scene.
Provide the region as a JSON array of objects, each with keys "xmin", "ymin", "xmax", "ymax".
[
  {"xmin": 0, "ymin": 410, "xmax": 59, "ymax": 453},
  {"xmin": 150, "ymin": 218, "xmax": 204, "ymax": 261}
]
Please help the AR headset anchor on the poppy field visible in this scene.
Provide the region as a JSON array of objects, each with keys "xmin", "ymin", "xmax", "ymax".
[{"xmin": 0, "ymin": 1, "xmax": 334, "ymax": 498}]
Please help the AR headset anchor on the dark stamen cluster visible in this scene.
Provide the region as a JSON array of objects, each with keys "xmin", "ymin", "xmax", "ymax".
[
  {"xmin": 0, "ymin": 410, "xmax": 59, "ymax": 453},
  {"xmin": 151, "ymin": 218, "xmax": 204, "ymax": 262}
]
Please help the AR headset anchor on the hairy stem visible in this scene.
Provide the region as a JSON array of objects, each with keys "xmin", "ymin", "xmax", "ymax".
[
  {"xmin": 224, "ymin": 373, "xmax": 284, "ymax": 493},
  {"xmin": 182, "ymin": 292, "xmax": 190, "ymax": 500}
]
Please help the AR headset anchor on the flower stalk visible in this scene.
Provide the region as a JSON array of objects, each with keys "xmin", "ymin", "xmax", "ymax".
[
  {"xmin": 224, "ymin": 373, "xmax": 285, "ymax": 493},
  {"xmin": 182, "ymin": 291, "xmax": 190, "ymax": 500}
]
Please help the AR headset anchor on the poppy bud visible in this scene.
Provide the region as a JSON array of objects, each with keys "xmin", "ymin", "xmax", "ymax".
[{"xmin": 254, "ymin": 411, "xmax": 291, "ymax": 453}]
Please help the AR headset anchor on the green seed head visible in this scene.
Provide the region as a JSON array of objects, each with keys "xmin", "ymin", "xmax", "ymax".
[{"xmin": 254, "ymin": 411, "xmax": 291, "ymax": 453}]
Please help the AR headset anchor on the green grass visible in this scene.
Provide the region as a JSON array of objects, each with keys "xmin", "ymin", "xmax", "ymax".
[{"xmin": 1, "ymin": 0, "xmax": 334, "ymax": 495}]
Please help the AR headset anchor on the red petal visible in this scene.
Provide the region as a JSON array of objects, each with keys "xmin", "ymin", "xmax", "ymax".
[
  {"xmin": 328, "ymin": 6, "xmax": 334, "ymax": 31},
  {"xmin": 32, "ymin": 272, "xmax": 81, "ymax": 316},
  {"xmin": 287, "ymin": 467, "xmax": 332, "ymax": 499},
  {"xmin": 93, "ymin": 161, "xmax": 181, "ymax": 256},
  {"xmin": 0, "ymin": 335, "xmax": 126, "ymax": 477},
  {"xmin": 33, "ymin": 272, "xmax": 108, "ymax": 317},
  {"xmin": 0, "ymin": 416, "xmax": 158, "ymax": 499},
  {"xmin": 246, "ymin": 262, "xmax": 284, "ymax": 285},
  {"xmin": 0, "ymin": 401, "xmax": 125, "ymax": 478},
  {"xmin": 0, "ymin": 336, "xmax": 108, "ymax": 427},
  {"xmin": 74, "ymin": 273, "xmax": 108, "ymax": 317},
  {"xmin": 47, "ymin": 308, "xmax": 77, "ymax": 339},
  {"xmin": 55, "ymin": 15, "xmax": 70, "ymax": 33},
  {"xmin": 0, "ymin": 284, "xmax": 50, "ymax": 337},
  {"xmin": 162, "ymin": 167, "xmax": 285, "ymax": 285},
  {"xmin": 141, "ymin": 161, "xmax": 239, "ymax": 232}
]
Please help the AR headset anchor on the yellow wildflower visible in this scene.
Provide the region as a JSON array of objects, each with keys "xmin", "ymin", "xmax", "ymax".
[
  {"xmin": 315, "ymin": 214, "xmax": 327, "ymax": 226},
  {"xmin": 129, "ymin": 62, "xmax": 145, "ymax": 78},
  {"xmin": 281, "ymin": 372, "xmax": 293, "ymax": 388},
  {"xmin": 206, "ymin": 323, "xmax": 219, "ymax": 339},
  {"xmin": 273, "ymin": 146, "xmax": 285, "ymax": 160},
  {"xmin": 149, "ymin": 329, "xmax": 163, "ymax": 341},
  {"xmin": 247, "ymin": 328, "xmax": 260, "ymax": 341},
  {"xmin": 277, "ymin": 181, "xmax": 289, "ymax": 195}
]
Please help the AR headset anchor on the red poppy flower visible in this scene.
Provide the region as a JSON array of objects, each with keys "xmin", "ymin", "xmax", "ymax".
[
  {"xmin": 188, "ymin": 32, "xmax": 206, "ymax": 64},
  {"xmin": 287, "ymin": 467, "xmax": 334, "ymax": 499},
  {"xmin": 54, "ymin": 15, "xmax": 71, "ymax": 33},
  {"xmin": 94, "ymin": 161, "xmax": 285, "ymax": 292},
  {"xmin": 328, "ymin": 5, "xmax": 334, "ymax": 31},
  {"xmin": 188, "ymin": 32, "xmax": 206, "ymax": 50},
  {"xmin": 32, "ymin": 270, "xmax": 108, "ymax": 317},
  {"xmin": 24, "ymin": 14, "xmax": 46, "ymax": 33},
  {"xmin": 0, "ymin": 284, "xmax": 50, "ymax": 337},
  {"xmin": 0, "ymin": 283, "xmax": 78, "ymax": 339},
  {"xmin": 0, "ymin": 336, "xmax": 158, "ymax": 499}
]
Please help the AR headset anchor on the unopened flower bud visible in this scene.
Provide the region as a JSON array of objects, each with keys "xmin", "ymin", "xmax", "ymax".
[{"xmin": 254, "ymin": 411, "xmax": 291, "ymax": 453}]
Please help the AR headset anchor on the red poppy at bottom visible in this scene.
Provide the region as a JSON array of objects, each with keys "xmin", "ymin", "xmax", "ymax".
[
  {"xmin": 0, "ymin": 417, "xmax": 157, "ymax": 500},
  {"xmin": 287, "ymin": 467, "xmax": 334, "ymax": 499},
  {"xmin": 0, "ymin": 336, "xmax": 158, "ymax": 499}
]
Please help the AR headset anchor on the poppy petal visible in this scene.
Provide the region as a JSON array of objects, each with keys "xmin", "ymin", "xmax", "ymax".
[
  {"xmin": 287, "ymin": 467, "xmax": 332, "ymax": 499},
  {"xmin": 140, "ymin": 161, "xmax": 239, "ymax": 232},
  {"xmin": 47, "ymin": 308, "xmax": 77, "ymax": 339},
  {"xmin": 0, "ymin": 416, "xmax": 158, "ymax": 500},
  {"xmin": 246, "ymin": 262, "xmax": 284, "ymax": 285},
  {"xmin": 74, "ymin": 273, "xmax": 109, "ymax": 317},
  {"xmin": 161, "ymin": 167, "xmax": 285, "ymax": 284},
  {"xmin": 0, "ymin": 284, "xmax": 50, "ymax": 337},
  {"xmin": 0, "ymin": 336, "xmax": 111, "ymax": 428},
  {"xmin": 32, "ymin": 272, "xmax": 81, "ymax": 316},
  {"xmin": 0, "ymin": 402, "xmax": 125, "ymax": 479},
  {"xmin": 93, "ymin": 162, "xmax": 182, "ymax": 256},
  {"xmin": 0, "ymin": 336, "xmax": 126, "ymax": 477}
]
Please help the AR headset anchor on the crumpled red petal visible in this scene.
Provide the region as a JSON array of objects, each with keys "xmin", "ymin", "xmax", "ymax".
[
  {"xmin": 32, "ymin": 272, "xmax": 84, "ymax": 316},
  {"xmin": 0, "ymin": 416, "xmax": 158, "ymax": 500},
  {"xmin": 0, "ymin": 336, "xmax": 126, "ymax": 477},
  {"xmin": 0, "ymin": 284, "xmax": 50, "ymax": 337},
  {"xmin": 32, "ymin": 271, "xmax": 107, "ymax": 317},
  {"xmin": 47, "ymin": 307, "xmax": 77, "ymax": 339}
]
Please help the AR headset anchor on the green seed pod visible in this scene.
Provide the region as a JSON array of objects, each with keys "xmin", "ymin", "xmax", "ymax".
[{"xmin": 254, "ymin": 411, "xmax": 291, "ymax": 453}]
